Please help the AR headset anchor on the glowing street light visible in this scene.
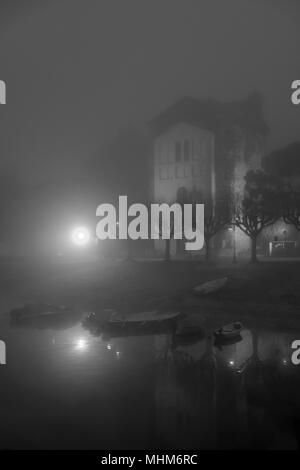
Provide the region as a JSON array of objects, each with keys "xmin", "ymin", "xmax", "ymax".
[
  {"xmin": 228, "ymin": 225, "xmax": 237, "ymax": 264},
  {"xmin": 71, "ymin": 227, "xmax": 90, "ymax": 246},
  {"xmin": 74, "ymin": 337, "xmax": 88, "ymax": 351}
]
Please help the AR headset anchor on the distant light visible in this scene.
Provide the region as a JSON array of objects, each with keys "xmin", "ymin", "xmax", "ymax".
[
  {"xmin": 229, "ymin": 360, "xmax": 235, "ymax": 366},
  {"xmin": 71, "ymin": 227, "xmax": 90, "ymax": 246},
  {"xmin": 75, "ymin": 338, "xmax": 88, "ymax": 351},
  {"xmin": 116, "ymin": 351, "xmax": 120, "ymax": 358},
  {"xmin": 282, "ymin": 359, "xmax": 288, "ymax": 365},
  {"xmin": 107, "ymin": 343, "xmax": 111, "ymax": 350}
]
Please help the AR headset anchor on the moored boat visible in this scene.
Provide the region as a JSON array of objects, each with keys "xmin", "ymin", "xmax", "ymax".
[
  {"xmin": 109, "ymin": 310, "xmax": 180, "ymax": 325},
  {"xmin": 10, "ymin": 303, "xmax": 70, "ymax": 321},
  {"xmin": 214, "ymin": 322, "xmax": 243, "ymax": 342},
  {"xmin": 83, "ymin": 309, "xmax": 180, "ymax": 337},
  {"xmin": 193, "ymin": 277, "xmax": 228, "ymax": 296}
]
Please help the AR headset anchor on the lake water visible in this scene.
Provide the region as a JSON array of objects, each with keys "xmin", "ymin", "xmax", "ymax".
[{"xmin": 1, "ymin": 314, "xmax": 300, "ymax": 449}]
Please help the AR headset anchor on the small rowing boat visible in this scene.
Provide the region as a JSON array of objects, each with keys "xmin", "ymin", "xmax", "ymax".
[
  {"xmin": 193, "ymin": 277, "xmax": 228, "ymax": 296},
  {"xmin": 109, "ymin": 310, "xmax": 180, "ymax": 325},
  {"xmin": 84, "ymin": 310, "xmax": 180, "ymax": 337},
  {"xmin": 10, "ymin": 303, "xmax": 70, "ymax": 321},
  {"xmin": 214, "ymin": 322, "xmax": 243, "ymax": 342}
]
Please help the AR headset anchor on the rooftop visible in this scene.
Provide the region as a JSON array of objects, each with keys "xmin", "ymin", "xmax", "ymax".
[{"xmin": 149, "ymin": 94, "xmax": 269, "ymax": 137}]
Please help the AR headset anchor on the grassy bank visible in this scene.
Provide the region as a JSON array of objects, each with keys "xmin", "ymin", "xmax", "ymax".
[{"xmin": 0, "ymin": 257, "xmax": 299, "ymax": 331}]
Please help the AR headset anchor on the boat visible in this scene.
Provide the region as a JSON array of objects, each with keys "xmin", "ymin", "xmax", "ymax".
[
  {"xmin": 193, "ymin": 277, "xmax": 228, "ymax": 296},
  {"xmin": 84, "ymin": 310, "xmax": 180, "ymax": 337},
  {"xmin": 109, "ymin": 310, "xmax": 180, "ymax": 325},
  {"xmin": 83, "ymin": 309, "xmax": 117, "ymax": 326},
  {"xmin": 10, "ymin": 303, "xmax": 70, "ymax": 321},
  {"xmin": 214, "ymin": 322, "xmax": 243, "ymax": 342}
]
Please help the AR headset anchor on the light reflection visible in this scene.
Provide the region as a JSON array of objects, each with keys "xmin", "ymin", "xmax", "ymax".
[{"xmin": 75, "ymin": 338, "xmax": 88, "ymax": 351}]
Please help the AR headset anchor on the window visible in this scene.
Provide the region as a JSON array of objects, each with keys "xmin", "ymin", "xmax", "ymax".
[
  {"xmin": 175, "ymin": 141, "xmax": 181, "ymax": 162},
  {"xmin": 201, "ymin": 139, "xmax": 208, "ymax": 157},
  {"xmin": 159, "ymin": 151, "xmax": 167, "ymax": 164},
  {"xmin": 177, "ymin": 187, "xmax": 188, "ymax": 204},
  {"xmin": 159, "ymin": 165, "xmax": 173, "ymax": 180},
  {"xmin": 192, "ymin": 164, "xmax": 199, "ymax": 177},
  {"xmin": 167, "ymin": 142, "xmax": 173, "ymax": 163},
  {"xmin": 159, "ymin": 166, "xmax": 168, "ymax": 180},
  {"xmin": 175, "ymin": 165, "xmax": 184, "ymax": 178},
  {"xmin": 158, "ymin": 142, "xmax": 168, "ymax": 163},
  {"xmin": 168, "ymin": 165, "xmax": 173, "ymax": 179},
  {"xmin": 191, "ymin": 139, "xmax": 197, "ymax": 160},
  {"xmin": 183, "ymin": 140, "xmax": 189, "ymax": 161}
]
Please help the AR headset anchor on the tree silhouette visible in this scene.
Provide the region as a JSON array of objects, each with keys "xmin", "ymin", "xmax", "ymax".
[
  {"xmin": 234, "ymin": 170, "xmax": 280, "ymax": 263},
  {"xmin": 282, "ymin": 185, "xmax": 300, "ymax": 231},
  {"xmin": 188, "ymin": 189, "xmax": 231, "ymax": 261},
  {"xmin": 203, "ymin": 195, "xmax": 231, "ymax": 261}
]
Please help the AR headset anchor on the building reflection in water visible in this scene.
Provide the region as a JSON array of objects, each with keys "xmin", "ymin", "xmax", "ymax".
[
  {"xmin": 20, "ymin": 318, "xmax": 300, "ymax": 450},
  {"xmin": 155, "ymin": 334, "xmax": 217, "ymax": 449}
]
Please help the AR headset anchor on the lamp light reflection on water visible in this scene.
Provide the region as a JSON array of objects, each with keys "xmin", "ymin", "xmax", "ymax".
[{"xmin": 75, "ymin": 338, "xmax": 88, "ymax": 351}]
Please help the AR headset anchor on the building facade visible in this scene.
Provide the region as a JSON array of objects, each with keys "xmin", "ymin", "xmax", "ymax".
[
  {"xmin": 263, "ymin": 141, "xmax": 300, "ymax": 256},
  {"xmin": 149, "ymin": 94, "xmax": 268, "ymax": 257}
]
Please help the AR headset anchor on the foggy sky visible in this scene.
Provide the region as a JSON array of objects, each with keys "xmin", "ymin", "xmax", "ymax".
[{"xmin": 0, "ymin": 0, "xmax": 300, "ymax": 187}]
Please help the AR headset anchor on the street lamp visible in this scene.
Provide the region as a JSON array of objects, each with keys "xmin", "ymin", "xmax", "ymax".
[
  {"xmin": 232, "ymin": 224, "xmax": 237, "ymax": 263},
  {"xmin": 71, "ymin": 226, "xmax": 90, "ymax": 246},
  {"xmin": 228, "ymin": 225, "xmax": 237, "ymax": 263}
]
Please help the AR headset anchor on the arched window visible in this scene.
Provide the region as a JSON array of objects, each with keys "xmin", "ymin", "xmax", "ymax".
[{"xmin": 177, "ymin": 187, "xmax": 188, "ymax": 205}]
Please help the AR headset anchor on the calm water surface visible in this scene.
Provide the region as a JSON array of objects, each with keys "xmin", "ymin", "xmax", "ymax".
[{"xmin": 1, "ymin": 314, "xmax": 300, "ymax": 449}]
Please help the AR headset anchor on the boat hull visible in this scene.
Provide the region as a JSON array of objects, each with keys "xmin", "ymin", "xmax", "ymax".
[
  {"xmin": 84, "ymin": 310, "xmax": 180, "ymax": 338},
  {"xmin": 193, "ymin": 277, "xmax": 227, "ymax": 296},
  {"xmin": 214, "ymin": 322, "xmax": 243, "ymax": 343}
]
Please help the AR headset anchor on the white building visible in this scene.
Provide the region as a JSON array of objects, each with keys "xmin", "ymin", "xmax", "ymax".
[{"xmin": 149, "ymin": 94, "xmax": 268, "ymax": 257}]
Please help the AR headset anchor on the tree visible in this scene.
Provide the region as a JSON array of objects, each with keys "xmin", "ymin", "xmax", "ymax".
[
  {"xmin": 164, "ymin": 234, "xmax": 172, "ymax": 262},
  {"xmin": 161, "ymin": 210, "xmax": 175, "ymax": 262},
  {"xmin": 188, "ymin": 189, "xmax": 231, "ymax": 261},
  {"xmin": 204, "ymin": 197, "xmax": 231, "ymax": 261},
  {"xmin": 234, "ymin": 170, "xmax": 280, "ymax": 263},
  {"xmin": 282, "ymin": 185, "xmax": 300, "ymax": 231}
]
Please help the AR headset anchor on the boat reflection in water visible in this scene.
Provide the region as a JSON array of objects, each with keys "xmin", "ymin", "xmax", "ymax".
[
  {"xmin": 154, "ymin": 327, "xmax": 300, "ymax": 449},
  {"xmin": 2, "ymin": 313, "xmax": 300, "ymax": 450}
]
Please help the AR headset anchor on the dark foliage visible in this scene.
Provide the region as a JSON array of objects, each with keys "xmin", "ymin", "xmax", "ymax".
[
  {"xmin": 282, "ymin": 185, "xmax": 300, "ymax": 231},
  {"xmin": 234, "ymin": 170, "xmax": 280, "ymax": 262}
]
